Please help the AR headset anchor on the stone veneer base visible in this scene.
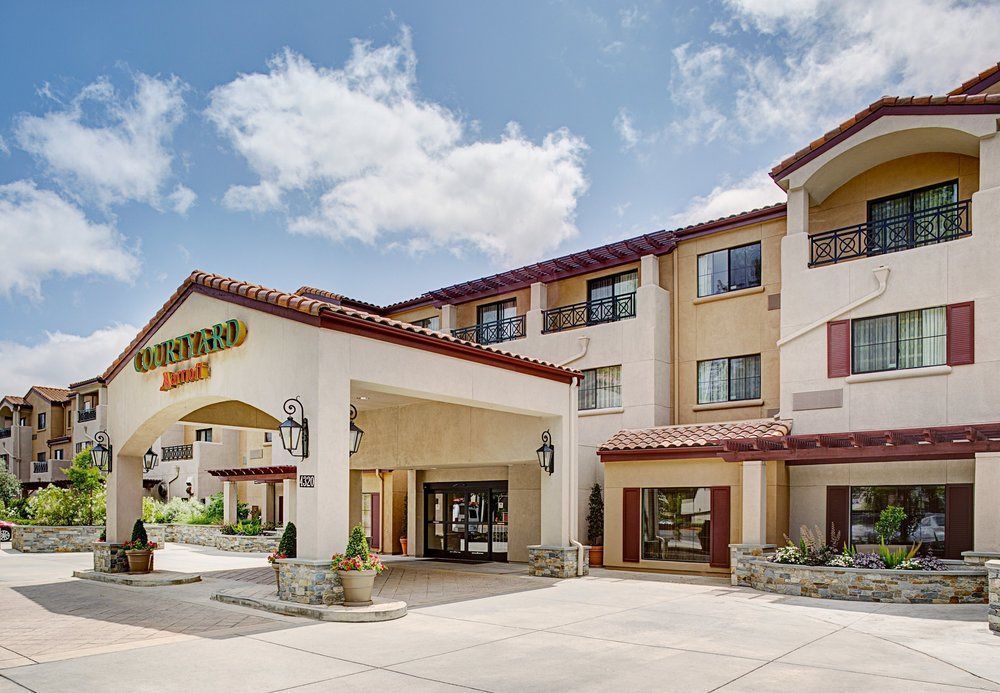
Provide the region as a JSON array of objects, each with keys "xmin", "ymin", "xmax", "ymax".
[
  {"xmin": 527, "ymin": 545, "xmax": 589, "ymax": 578},
  {"xmin": 212, "ymin": 591, "xmax": 406, "ymax": 622},
  {"xmin": 276, "ymin": 558, "xmax": 345, "ymax": 605},
  {"xmin": 987, "ymin": 560, "xmax": 999, "ymax": 635},
  {"xmin": 12, "ymin": 525, "xmax": 103, "ymax": 553},
  {"xmin": 73, "ymin": 569, "xmax": 201, "ymax": 587},
  {"xmin": 93, "ymin": 542, "xmax": 130, "ymax": 573}
]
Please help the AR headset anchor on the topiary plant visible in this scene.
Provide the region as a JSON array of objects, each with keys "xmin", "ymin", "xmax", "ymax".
[
  {"xmin": 587, "ymin": 483, "xmax": 604, "ymax": 546},
  {"xmin": 131, "ymin": 519, "xmax": 148, "ymax": 545},
  {"xmin": 345, "ymin": 523, "xmax": 370, "ymax": 560},
  {"xmin": 278, "ymin": 522, "xmax": 296, "ymax": 558},
  {"xmin": 875, "ymin": 505, "xmax": 906, "ymax": 545}
]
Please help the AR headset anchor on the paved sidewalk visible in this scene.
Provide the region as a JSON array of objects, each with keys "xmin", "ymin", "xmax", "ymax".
[{"xmin": 1, "ymin": 543, "xmax": 998, "ymax": 692}]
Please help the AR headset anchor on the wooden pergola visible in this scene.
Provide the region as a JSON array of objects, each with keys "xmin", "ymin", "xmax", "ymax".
[
  {"xmin": 207, "ymin": 465, "xmax": 297, "ymax": 483},
  {"xmin": 719, "ymin": 423, "xmax": 1000, "ymax": 465}
]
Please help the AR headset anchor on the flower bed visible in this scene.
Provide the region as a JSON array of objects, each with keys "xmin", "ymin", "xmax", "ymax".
[
  {"xmin": 737, "ymin": 557, "xmax": 987, "ymax": 604},
  {"xmin": 149, "ymin": 523, "xmax": 279, "ymax": 553}
]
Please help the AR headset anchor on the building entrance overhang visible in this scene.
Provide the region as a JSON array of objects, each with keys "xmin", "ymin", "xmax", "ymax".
[{"xmin": 208, "ymin": 465, "xmax": 296, "ymax": 483}]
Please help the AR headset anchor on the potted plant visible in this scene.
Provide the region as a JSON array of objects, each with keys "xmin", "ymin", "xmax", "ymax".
[
  {"xmin": 399, "ymin": 495, "xmax": 408, "ymax": 555},
  {"xmin": 270, "ymin": 522, "xmax": 296, "ymax": 592},
  {"xmin": 587, "ymin": 483, "xmax": 604, "ymax": 567},
  {"xmin": 123, "ymin": 519, "xmax": 157, "ymax": 573},
  {"xmin": 331, "ymin": 523, "xmax": 386, "ymax": 606}
]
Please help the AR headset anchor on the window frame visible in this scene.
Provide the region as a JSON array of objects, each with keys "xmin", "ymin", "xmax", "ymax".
[
  {"xmin": 195, "ymin": 428, "xmax": 213, "ymax": 443},
  {"xmin": 696, "ymin": 353, "xmax": 762, "ymax": 405},
  {"xmin": 53, "ymin": 449, "xmax": 64, "ymax": 460},
  {"xmin": 37, "ymin": 412, "xmax": 47, "ymax": 430},
  {"xmin": 850, "ymin": 306, "xmax": 947, "ymax": 375},
  {"xmin": 412, "ymin": 316, "xmax": 441, "ymax": 331},
  {"xmin": 849, "ymin": 484, "xmax": 946, "ymax": 554},
  {"xmin": 866, "ymin": 180, "xmax": 959, "ymax": 222},
  {"xmin": 640, "ymin": 486, "xmax": 714, "ymax": 563},
  {"xmin": 696, "ymin": 242, "xmax": 762, "ymax": 298},
  {"xmin": 578, "ymin": 365, "xmax": 622, "ymax": 411}
]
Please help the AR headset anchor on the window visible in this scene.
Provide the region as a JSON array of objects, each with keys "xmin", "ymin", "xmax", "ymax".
[
  {"xmin": 75, "ymin": 442, "xmax": 87, "ymax": 454},
  {"xmin": 697, "ymin": 243, "xmax": 761, "ymax": 297},
  {"xmin": 37, "ymin": 412, "xmax": 47, "ymax": 430},
  {"xmin": 264, "ymin": 432, "xmax": 272, "ymax": 443},
  {"xmin": 475, "ymin": 299, "xmax": 517, "ymax": 344},
  {"xmin": 413, "ymin": 316, "xmax": 441, "ymax": 331},
  {"xmin": 586, "ymin": 270, "xmax": 638, "ymax": 323},
  {"xmin": 850, "ymin": 485, "xmax": 946, "ymax": 555},
  {"xmin": 53, "ymin": 449, "xmax": 64, "ymax": 460},
  {"xmin": 868, "ymin": 181, "xmax": 959, "ymax": 251},
  {"xmin": 361, "ymin": 492, "xmax": 373, "ymax": 543},
  {"xmin": 852, "ymin": 307, "xmax": 946, "ymax": 374},
  {"xmin": 641, "ymin": 487, "xmax": 713, "ymax": 562},
  {"xmin": 578, "ymin": 366, "xmax": 622, "ymax": 410},
  {"xmin": 36, "ymin": 452, "xmax": 46, "ymax": 462},
  {"xmin": 195, "ymin": 428, "xmax": 213, "ymax": 443},
  {"xmin": 697, "ymin": 354, "xmax": 761, "ymax": 404}
]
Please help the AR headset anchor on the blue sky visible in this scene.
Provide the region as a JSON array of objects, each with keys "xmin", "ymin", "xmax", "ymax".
[{"xmin": 1, "ymin": 0, "xmax": 998, "ymax": 394}]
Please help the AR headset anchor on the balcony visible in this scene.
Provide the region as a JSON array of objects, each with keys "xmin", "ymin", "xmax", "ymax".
[
  {"xmin": 77, "ymin": 408, "xmax": 97, "ymax": 423},
  {"xmin": 452, "ymin": 315, "xmax": 526, "ymax": 345},
  {"xmin": 32, "ymin": 461, "xmax": 48, "ymax": 475},
  {"xmin": 162, "ymin": 444, "xmax": 194, "ymax": 461},
  {"xmin": 542, "ymin": 292, "xmax": 636, "ymax": 334},
  {"xmin": 0, "ymin": 428, "xmax": 10, "ymax": 439},
  {"xmin": 809, "ymin": 200, "xmax": 970, "ymax": 267}
]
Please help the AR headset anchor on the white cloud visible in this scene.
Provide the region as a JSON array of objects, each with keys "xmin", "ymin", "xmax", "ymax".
[
  {"xmin": 0, "ymin": 136, "xmax": 8, "ymax": 156},
  {"xmin": 0, "ymin": 180, "xmax": 141, "ymax": 298},
  {"xmin": 619, "ymin": 6, "xmax": 649, "ymax": 30},
  {"xmin": 13, "ymin": 73, "xmax": 193, "ymax": 212},
  {"xmin": 669, "ymin": 168, "xmax": 785, "ymax": 227},
  {"xmin": 613, "ymin": 107, "xmax": 641, "ymax": 150},
  {"xmin": 671, "ymin": 0, "xmax": 1000, "ymax": 143},
  {"xmin": 207, "ymin": 29, "xmax": 588, "ymax": 266},
  {"xmin": 0, "ymin": 324, "xmax": 138, "ymax": 396}
]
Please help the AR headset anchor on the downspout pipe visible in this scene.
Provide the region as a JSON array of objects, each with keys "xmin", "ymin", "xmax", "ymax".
[
  {"xmin": 777, "ymin": 266, "xmax": 890, "ymax": 347},
  {"xmin": 566, "ymin": 375, "xmax": 586, "ymax": 576},
  {"xmin": 557, "ymin": 336, "xmax": 590, "ymax": 368}
]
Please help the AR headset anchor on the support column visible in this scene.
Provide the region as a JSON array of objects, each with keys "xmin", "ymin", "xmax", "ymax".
[
  {"xmin": 281, "ymin": 477, "xmax": 297, "ymax": 526},
  {"xmin": 406, "ymin": 469, "xmax": 417, "ymax": 556},
  {"xmin": 532, "ymin": 409, "xmax": 584, "ymax": 578},
  {"xmin": 260, "ymin": 482, "xmax": 275, "ymax": 525},
  {"xmin": 349, "ymin": 469, "xmax": 363, "ymax": 530},
  {"xmin": 741, "ymin": 460, "xmax": 767, "ymax": 545},
  {"xmin": 106, "ymin": 454, "xmax": 142, "ymax": 543},
  {"xmin": 975, "ymin": 452, "xmax": 1000, "ymax": 553},
  {"xmin": 223, "ymin": 480, "xmax": 238, "ymax": 525},
  {"xmin": 440, "ymin": 305, "xmax": 456, "ymax": 333},
  {"xmin": 639, "ymin": 253, "xmax": 660, "ymax": 287},
  {"xmin": 526, "ymin": 281, "xmax": 548, "ymax": 336}
]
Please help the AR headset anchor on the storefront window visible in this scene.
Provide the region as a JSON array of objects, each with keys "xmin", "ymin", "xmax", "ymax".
[
  {"xmin": 850, "ymin": 485, "xmax": 946, "ymax": 554},
  {"xmin": 641, "ymin": 487, "xmax": 712, "ymax": 562}
]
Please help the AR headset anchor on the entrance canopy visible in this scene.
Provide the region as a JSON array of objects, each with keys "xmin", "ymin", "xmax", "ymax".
[{"xmin": 208, "ymin": 465, "xmax": 296, "ymax": 483}]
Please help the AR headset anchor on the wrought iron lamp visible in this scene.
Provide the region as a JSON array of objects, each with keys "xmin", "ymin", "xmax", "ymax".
[
  {"xmin": 278, "ymin": 397, "xmax": 309, "ymax": 459},
  {"xmin": 536, "ymin": 430, "xmax": 554, "ymax": 475},
  {"xmin": 91, "ymin": 431, "xmax": 113, "ymax": 474},
  {"xmin": 142, "ymin": 447, "xmax": 159, "ymax": 473},
  {"xmin": 349, "ymin": 405, "xmax": 364, "ymax": 456}
]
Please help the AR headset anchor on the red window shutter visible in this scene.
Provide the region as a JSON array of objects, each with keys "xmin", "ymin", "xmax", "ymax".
[
  {"xmin": 622, "ymin": 488, "xmax": 640, "ymax": 563},
  {"xmin": 944, "ymin": 484, "xmax": 973, "ymax": 559},
  {"xmin": 826, "ymin": 486, "xmax": 850, "ymax": 549},
  {"xmin": 710, "ymin": 486, "xmax": 731, "ymax": 568},
  {"xmin": 827, "ymin": 320, "xmax": 851, "ymax": 378},
  {"xmin": 371, "ymin": 493, "xmax": 381, "ymax": 550},
  {"xmin": 947, "ymin": 302, "xmax": 975, "ymax": 366}
]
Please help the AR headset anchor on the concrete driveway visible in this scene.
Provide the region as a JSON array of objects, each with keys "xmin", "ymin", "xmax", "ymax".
[{"xmin": 1, "ymin": 544, "xmax": 997, "ymax": 692}]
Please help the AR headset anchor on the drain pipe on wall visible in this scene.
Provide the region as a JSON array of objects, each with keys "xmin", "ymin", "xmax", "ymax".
[
  {"xmin": 557, "ymin": 336, "xmax": 590, "ymax": 368},
  {"xmin": 778, "ymin": 266, "xmax": 890, "ymax": 347},
  {"xmin": 567, "ymin": 375, "xmax": 586, "ymax": 576}
]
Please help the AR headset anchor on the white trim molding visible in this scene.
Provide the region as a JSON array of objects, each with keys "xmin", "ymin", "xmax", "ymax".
[
  {"xmin": 692, "ymin": 398, "xmax": 765, "ymax": 412},
  {"xmin": 845, "ymin": 365, "xmax": 951, "ymax": 384}
]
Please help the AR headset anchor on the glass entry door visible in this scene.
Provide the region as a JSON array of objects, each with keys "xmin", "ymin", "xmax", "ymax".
[{"xmin": 424, "ymin": 481, "xmax": 508, "ymax": 561}]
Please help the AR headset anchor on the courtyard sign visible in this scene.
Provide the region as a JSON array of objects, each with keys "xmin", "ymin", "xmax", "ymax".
[
  {"xmin": 134, "ymin": 319, "xmax": 248, "ymax": 374},
  {"xmin": 160, "ymin": 362, "xmax": 211, "ymax": 392}
]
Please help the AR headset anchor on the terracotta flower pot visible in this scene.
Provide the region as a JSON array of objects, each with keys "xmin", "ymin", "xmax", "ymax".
[
  {"xmin": 338, "ymin": 569, "xmax": 376, "ymax": 606},
  {"xmin": 125, "ymin": 549, "xmax": 152, "ymax": 574},
  {"xmin": 399, "ymin": 537, "xmax": 408, "ymax": 555},
  {"xmin": 589, "ymin": 545, "xmax": 604, "ymax": 567}
]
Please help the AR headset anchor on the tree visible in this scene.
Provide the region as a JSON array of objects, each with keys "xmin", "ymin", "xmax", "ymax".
[
  {"xmin": 65, "ymin": 448, "xmax": 103, "ymax": 526},
  {"xmin": 345, "ymin": 523, "xmax": 370, "ymax": 559},
  {"xmin": 278, "ymin": 522, "xmax": 297, "ymax": 558},
  {"xmin": 0, "ymin": 466, "xmax": 19, "ymax": 510},
  {"xmin": 587, "ymin": 483, "xmax": 604, "ymax": 546},
  {"xmin": 131, "ymin": 519, "xmax": 148, "ymax": 544}
]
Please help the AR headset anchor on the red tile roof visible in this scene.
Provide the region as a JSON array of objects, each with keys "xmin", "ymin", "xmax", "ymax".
[
  {"xmin": 1, "ymin": 395, "xmax": 30, "ymax": 407},
  {"xmin": 770, "ymin": 93, "xmax": 1000, "ymax": 182},
  {"xmin": 949, "ymin": 62, "xmax": 1000, "ymax": 96},
  {"xmin": 295, "ymin": 286, "xmax": 383, "ymax": 313},
  {"xmin": 29, "ymin": 386, "xmax": 72, "ymax": 404},
  {"xmin": 101, "ymin": 271, "xmax": 579, "ymax": 384},
  {"xmin": 599, "ymin": 418, "xmax": 792, "ymax": 454}
]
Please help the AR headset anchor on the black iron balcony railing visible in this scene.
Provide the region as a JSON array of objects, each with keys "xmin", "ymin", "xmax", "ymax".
[
  {"xmin": 542, "ymin": 292, "xmax": 637, "ymax": 334},
  {"xmin": 0, "ymin": 428, "xmax": 10, "ymax": 439},
  {"xmin": 32, "ymin": 461, "xmax": 48, "ymax": 475},
  {"xmin": 809, "ymin": 200, "xmax": 971, "ymax": 267},
  {"xmin": 77, "ymin": 409, "xmax": 97, "ymax": 423},
  {"xmin": 451, "ymin": 315, "xmax": 526, "ymax": 345},
  {"xmin": 162, "ymin": 444, "xmax": 194, "ymax": 461}
]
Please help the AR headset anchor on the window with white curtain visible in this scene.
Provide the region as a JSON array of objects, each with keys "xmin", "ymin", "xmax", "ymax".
[
  {"xmin": 697, "ymin": 354, "xmax": 761, "ymax": 404},
  {"xmin": 578, "ymin": 365, "xmax": 622, "ymax": 410},
  {"xmin": 852, "ymin": 307, "xmax": 946, "ymax": 374},
  {"xmin": 697, "ymin": 243, "xmax": 761, "ymax": 297}
]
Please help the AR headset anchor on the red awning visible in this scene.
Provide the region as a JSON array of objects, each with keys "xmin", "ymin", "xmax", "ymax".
[{"xmin": 207, "ymin": 465, "xmax": 297, "ymax": 482}]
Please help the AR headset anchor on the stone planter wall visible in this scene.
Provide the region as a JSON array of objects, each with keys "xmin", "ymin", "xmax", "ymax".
[
  {"xmin": 729, "ymin": 543, "xmax": 777, "ymax": 586},
  {"xmin": 527, "ymin": 545, "xmax": 589, "ymax": 578},
  {"xmin": 738, "ymin": 557, "xmax": 987, "ymax": 604},
  {"xmin": 276, "ymin": 559, "xmax": 344, "ymax": 605},
  {"xmin": 11, "ymin": 525, "xmax": 103, "ymax": 553},
  {"xmin": 147, "ymin": 524, "xmax": 279, "ymax": 553},
  {"xmin": 988, "ymin": 560, "xmax": 999, "ymax": 635},
  {"xmin": 93, "ymin": 542, "xmax": 129, "ymax": 573}
]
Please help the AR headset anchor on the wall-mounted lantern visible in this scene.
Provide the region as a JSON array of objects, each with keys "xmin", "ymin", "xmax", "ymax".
[
  {"xmin": 143, "ymin": 447, "xmax": 159, "ymax": 473},
  {"xmin": 91, "ymin": 431, "xmax": 113, "ymax": 474},
  {"xmin": 537, "ymin": 430, "xmax": 554, "ymax": 475},
  {"xmin": 349, "ymin": 405, "xmax": 364, "ymax": 456},
  {"xmin": 278, "ymin": 397, "xmax": 309, "ymax": 459}
]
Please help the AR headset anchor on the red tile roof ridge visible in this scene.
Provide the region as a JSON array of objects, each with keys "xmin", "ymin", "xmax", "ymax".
[{"xmin": 948, "ymin": 62, "xmax": 1000, "ymax": 96}]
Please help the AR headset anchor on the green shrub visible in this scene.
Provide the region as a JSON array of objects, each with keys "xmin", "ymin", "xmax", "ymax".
[
  {"xmin": 131, "ymin": 519, "xmax": 148, "ymax": 545},
  {"xmin": 278, "ymin": 522, "xmax": 296, "ymax": 558},
  {"xmin": 345, "ymin": 523, "xmax": 369, "ymax": 559},
  {"xmin": 586, "ymin": 483, "xmax": 604, "ymax": 546},
  {"xmin": 877, "ymin": 542, "xmax": 920, "ymax": 569},
  {"xmin": 875, "ymin": 505, "xmax": 906, "ymax": 545},
  {"xmin": 0, "ymin": 466, "xmax": 19, "ymax": 509}
]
